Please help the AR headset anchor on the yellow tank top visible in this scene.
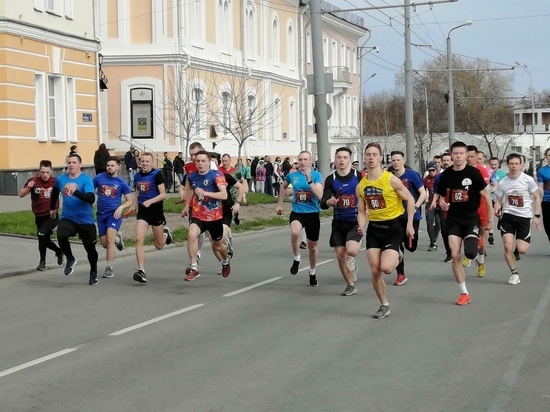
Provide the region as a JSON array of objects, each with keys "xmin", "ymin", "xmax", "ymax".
[{"xmin": 358, "ymin": 170, "xmax": 405, "ymax": 221}]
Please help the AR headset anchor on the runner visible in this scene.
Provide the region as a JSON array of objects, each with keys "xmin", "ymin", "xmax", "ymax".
[
  {"xmin": 430, "ymin": 152, "xmax": 453, "ymax": 262},
  {"xmin": 320, "ymin": 147, "xmax": 363, "ymax": 296},
  {"xmin": 275, "ymin": 151, "xmax": 323, "ymax": 287},
  {"xmin": 19, "ymin": 160, "xmax": 63, "ymax": 271},
  {"xmin": 437, "ymin": 141, "xmax": 494, "ymax": 305},
  {"xmin": 389, "ymin": 151, "xmax": 426, "ymax": 286},
  {"xmin": 488, "ymin": 156, "xmax": 507, "ymax": 244},
  {"xmin": 357, "ymin": 143, "xmax": 416, "ymax": 319},
  {"xmin": 182, "ymin": 150, "xmax": 229, "ymax": 281},
  {"xmin": 537, "ymin": 148, "xmax": 550, "ymax": 243},
  {"xmin": 423, "ymin": 161, "xmax": 440, "ymax": 252},
  {"xmin": 133, "ymin": 152, "xmax": 173, "ymax": 284},
  {"xmin": 93, "ymin": 156, "xmax": 133, "ymax": 279},
  {"xmin": 49, "ymin": 153, "xmax": 99, "ymax": 285},
  {"xmin": 494, "ymin": 153, "xmax": 542, "ymax": 285}
]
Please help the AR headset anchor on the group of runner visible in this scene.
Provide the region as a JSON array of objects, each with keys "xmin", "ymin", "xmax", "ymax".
[{"xmin": 19, "ymin": 143, "xmax": 550, "ymax": 319}]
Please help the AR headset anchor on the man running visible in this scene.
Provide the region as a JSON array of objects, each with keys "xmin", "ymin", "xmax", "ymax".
[
  {"xmin": 437, "ymin": 141, "xmax": 494, "ymax": 305},
  {"xmin": 275, "ymin": 151, "xmax": 323, "ymax": 287},
  {"xmin": 357, "ymin": 143, "xmax": 416, "ymax": 319},
  {"xmin": 494, "ymin": 153, "xmax": 542, "ymax": 285},
  {"xmin": 537, "ymin": 148, "xmax": 550, "ymax": 244},
  {"xmin": 389, "ymin": 151, "xmax": 426, "ymax": 286},
  {"xmin": 133, "ymin": 152, "xmax": 173, "ymax": 284},
  {"xmin": 430, "ymin": 152, "xmax": 453, "ymax": 262},
  {"xmin": 423, "ymin": 161, "xmax": 440, "ymax": 252},
  {"xmin": 50, "ymin": 153, "xmax": 99, "ymax": 285},
  {"xmin": 488, "ymin": 156, "xmax": 507, "ymax": 244},
  {"xmin": 182, "ymin": 150, "xmax": 229, "ymax": 281},
  {"xmin": 320, "ymin": 147, "xmax": 363, "ymax": 296},
  {"xmin": 93, "ymin": 156, "xmax": 133, "ymax": 279},
  {"xmin": 19, "ymin": 160, "xmax": 63, "ymax": 271}
]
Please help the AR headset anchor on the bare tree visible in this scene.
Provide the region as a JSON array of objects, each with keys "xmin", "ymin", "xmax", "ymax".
[{"xmin": 206, "ymin": 63, "xmax": 281, "ymax": 159}]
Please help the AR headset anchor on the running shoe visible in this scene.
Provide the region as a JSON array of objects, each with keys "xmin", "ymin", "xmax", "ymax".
[
  {"xmin": 164, "ymin": 227, "xmax": 173, "ymax": 245},
  {"xmin": 221, "ymin": 260, "xmax": 231, "ymax": 278},
  {"xmin": 300, "ymin": 241, "xmax": 307, "ymax": 249},
  {"xmin": 341, "ymin": 284, "xmax": 357, "ymax": 296},
  {"xmin": 455, "ymin": 293, "xmax": 471, "ymax": 306},
  {"xmin": 133, "ymin": 269, "xmax": 147, "ymax": 284},
  {"xmin": 488, "ymin": 234, "xmax": 494, "ymax": 245},
  {"xmin": 443, "ymin": 255, "xmax": 452, "ymax": 263},
  {"xmin": 56, "ymin": 250, "xmax": 63, "ymax": 265},
  {"xmin": 226, "ymin": 237, "xmax": 234, "ymax": 259},
  {"xmin": 372, "ymin": 304, "xmax": 391, "ymax": 319},
  {"xmin": 64, "ymin": 258, "xmax": 77, "ymax": 276},
  {"xmin": 309, "ymin": 273, "xmax": 318, "ymax": 287},
  {"xmin": 290, "ymin": 259, "xmax": 300, "ymax": 275},
  {"xmin": 102, "ymin": 266, "xmax": 114, "ymax": 278},
  {"xmin": 476, "ymin": 259, "xmax": 486, "ymax": 277},
  {"xmin": 508, "ymin": 273, "xmax": 521, "ymax": 285},
  {"xmin": 233, "ymin": 213, "xmax": 240, "ymax": 225},
  {"xmin": 197, "ymin": 252, "xmax": 201, "ymax": 263},
  {"xmin": 36, "ymin": 261, "xmax": 48, "ymax": 271},
  {"xmin": 89, "ymin": 271, "xmax": 98, "ymax": 286},
  {"xmin": 115, "ymin": 231, "xmax": 124, "ymax": 251},
  {"xmin": 461, "ymin": 256, "xmax": 471, "ymax": 267},
  {"xmin": 394, "ymin": 273, "xmax": 408, "ymax": 286},
  {"xmin": 184, "ymin": 267, "xmax": 200, "ymax": 281}
]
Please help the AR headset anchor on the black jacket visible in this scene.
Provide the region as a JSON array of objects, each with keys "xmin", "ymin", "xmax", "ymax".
[{"xmin": 124, "ymin": 151, "xmax": 138, "ymax": 170}]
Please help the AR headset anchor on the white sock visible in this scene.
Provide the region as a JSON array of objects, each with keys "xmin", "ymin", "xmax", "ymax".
[
  {"xmin": 458, "ymin": 282, "xmax": 468, "ymax": 294},
  {"xmin": 106, "ymin": 261, "xmax": 114, "ymax": 269},
  {"xmin": 309, "ymin": 267, "xmax": 316, "ymax": 276},
  {"xmin": 294, "ymin": 255, "xmax": 301, "ymax": 261},
  {"xmin": 477, "ymin": 253, "xmax": 484, "ymax": 263},
  {"xmin": 381, "ymin": 302, "xmax": 389, "ymax": 306}
]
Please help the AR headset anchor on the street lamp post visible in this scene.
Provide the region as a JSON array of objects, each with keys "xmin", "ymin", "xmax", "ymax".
[
  {"xmin": 446, "ymin": 20, "xmax": 472, "ymax": 147},
  {"xmin": 357, "ymin": 45, "xmax": 378, "ymax": 166},
  {"xmin": 514, "ymin": 61, "xmax": 537, "ymax": 181}
]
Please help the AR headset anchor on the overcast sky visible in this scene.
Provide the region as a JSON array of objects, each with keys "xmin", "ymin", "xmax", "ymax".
[{"xmin": 330, "ymin": 0, "xmax": 550, "ymax": 99}]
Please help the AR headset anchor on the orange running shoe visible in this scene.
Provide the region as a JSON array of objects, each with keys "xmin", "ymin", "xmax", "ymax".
[
  {"xmin": 394, "ymin": 273, "xmax": 408, "ymax": 286},
  {"xmin": 455, "ymin": 293, "xmax": 471, "ymax": 306}
]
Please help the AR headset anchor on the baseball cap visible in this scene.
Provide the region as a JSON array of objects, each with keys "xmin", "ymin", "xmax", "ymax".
[
  {"xmin": 352, "ymin": 161, "xmax": 359, "ymax": 165},
  {"xmin": 427, "ymin": 161, "xmax": 437, "ymax": 170}
]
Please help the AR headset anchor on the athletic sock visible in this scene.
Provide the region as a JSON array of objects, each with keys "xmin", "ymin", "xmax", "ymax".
[
  {"xmin": 106, "ymin": 261, "xmax": 114, "ymax": 269},
  {"xmin": 294, "ymin": 255, "xmax": 301, "ymax": 261},
  {"xmin": 458, "ymin": 282, "xmax": 468, "ymax": 294},
  {"xmin": 476, "ymin": 253, "xmax": 484, "ymax": 264},
  {"xmin": 511, "ymin": 268, "xmax": 518, "ymax": 274},
  {"xmin": 309, "ymin": 267, "xmax": 316, "ymax": 276}
]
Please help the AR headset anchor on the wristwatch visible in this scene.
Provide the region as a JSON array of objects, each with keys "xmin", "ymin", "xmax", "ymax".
[
  {"xmin": 307, "ymin": 179, "xmax": 313, "ymax": 184},
  {"xmin": 535, "ymin": 214, "xmax": 541, "ymax": 218},
  {"xmin": 414, "ymin": 205, "xmax": 420, "ymax": 211}
]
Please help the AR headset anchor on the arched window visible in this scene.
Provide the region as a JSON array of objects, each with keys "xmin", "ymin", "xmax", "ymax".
[
  {"xmin": 245, "ymin": 2, "xmax": 257, "ymax": 58},
  {"xmin": 192, "ymin": 87, "xmax": 204, "ymax": 135},
  {"xmin": 190, "ymin": 0, "xmax": 204, "ymax": 44},
  {"xmin": 287, "ymin": 22, "xmax": 295, "ymax": 69},
  {"xmin": 271, "ymin": 16, "xmax": 280, "ymax": 64},
  {"xmin": 218, "ymin": 0, "xmax": 232, "ymax": 52},
  {"xmin": 289, "ymin": 100, "xmax": 296, "ymax": 141},
  {"xmin": 221, "ymin": 91, "xmax": 232, "ymax": 134}
]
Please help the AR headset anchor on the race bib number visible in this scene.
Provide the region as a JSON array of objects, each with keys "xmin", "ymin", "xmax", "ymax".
[
  {"xmin": 545, "ymin": 181, "xmax": 550, "ymax": 191},
  {"xmin": 451, "ymin": 189, "xmax": 469, "ymax": 203},
  {"xmin": 337, "ymin": 194, "xmax": 356, "ymax": 209},
  {"xmin": 295, "ymin": 191, "xmax": 312, "ymax": 203},
  {"xmin": 137, "ymin": 182, "xmax": 150, "ymax": 193},
  {"xmin": 507, "ymin": 195, "xmax": 524, "ymax": 207},
  {"xmin": 365, "ymin": 194, "xmax": 386, "ymax": 210}
]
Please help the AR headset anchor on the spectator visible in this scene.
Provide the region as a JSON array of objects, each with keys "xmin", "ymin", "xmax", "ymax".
[
  {"xmin": 255, "ymin": 160, "xmax": 266, "ymax": 193},
  {"xmin": 264, "ymin": 155, "xmax": 274, "ymax": 195},
  {"xmin": 250, "ymin": 156, "xmax": 259, "ymax": 192},
  {"xmin": 124, "ymin": 146, "xmax": 138, "ymax": 189},
  {"xmin": 273, "ymin": 157, "xmax": 283, "ymax": 196},
  {"xmin": 93, "ymin": 143, "xmax": 110, "ymax": 175},
  {"xmin": 173, "ymin": 152, "xmax": 185, "ymax": 188},
  {"xmin": 244, "ymin": 158, "xmax": 252, "ymax": 189},
  {"xmin": 162, "ymin": 151, "xmax": 174, "ymax": 193},
  {"xmin": 282, "ymin": 157, "xmax": 292, "ymax": 176},
  {"xmin": 133, "ymin": 149, "xmax": 141, "ymax": 172}
]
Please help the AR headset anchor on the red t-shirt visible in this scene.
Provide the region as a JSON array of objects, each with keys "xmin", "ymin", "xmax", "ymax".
[
  {"xmin": 25, "ymin": 176, "xmax": 58, "ymax": 217},
  {"xmin": 476, "ymin": 164, "xmax": 490, "ymax": 215}
]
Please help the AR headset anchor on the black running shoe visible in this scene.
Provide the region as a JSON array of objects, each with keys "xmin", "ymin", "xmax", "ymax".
[
  {"xmin": 488, "ymin": 234, "xmax": 494, "ymax": 245},
  {"xmin": 133, "ymin": 269, "xmax": 147, "ymax": 284},
  {"xmin": 164, "ymin": 227, "xmax": 173, "ymax": 245},
  {"xmin": 233, "ymin": 213, "xmax": 240, "ymax": 225},
  {"xmin": 64, "ymin": 258, "xmax": 77, "ymax": 276},
  {"xmin": 115, "ymin": 231, "xmax": 124, "ymax": 251},
  {"xmin": 309, "ymin": 274, "xmax": 318, "ymax": 287},
  {"xmin": 56, "ymin": 250, "xmax": 63, "ymax": 265},
  {"xmin": 290, "ymin": 259, "xmax": 300, "ymax": 275},
  {"xmin": 36, "ymin": 261, "xmax": 48, "ymax": 271},
  {"xmin": 300, "ymin": 241, "xmax": 307, "ymax": 249},
  {"xmin": 89, "ymin": 271, "xmax": 98, "ymax": 286},
  {"xmin": 443, "ymin": 255, "xmax": 452, "ymax": 263}
]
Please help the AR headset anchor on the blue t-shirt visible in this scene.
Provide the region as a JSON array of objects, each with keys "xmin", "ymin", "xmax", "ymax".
[
  {"xmin": 395, "ymin": 168, "xmax": 423, "ymax": 220},
  {"xmin": 55, "ymin": 173, "xmax": 95, "ymax": 225},
  {"xmin": 538, "ymin": 165, "xmax": 550, "ymax": 202},
  {"xmin": 286, "ymin": 170, "xmax": 322, "ymax": 213},
  {"xmin": 93, "ymin": 173, "xmax": 131, "ymax": 215},
  {"xmin": 135, "ymin": 169, "xmax": 163, "ymax": 205}
]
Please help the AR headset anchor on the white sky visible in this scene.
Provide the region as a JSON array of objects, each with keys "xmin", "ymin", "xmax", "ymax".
[{"xmin": 329, "ymin": 0, "xmax": 550, "ymax": 99}]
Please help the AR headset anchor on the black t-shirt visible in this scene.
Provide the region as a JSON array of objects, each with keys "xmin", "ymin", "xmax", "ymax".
[
  {"xmin": 436, "ymin": 165, "xmax": 486, "ymax": 219},
  {"xmin": 223, "ymin": 173, "xmax": 238, "ymax": 208}
]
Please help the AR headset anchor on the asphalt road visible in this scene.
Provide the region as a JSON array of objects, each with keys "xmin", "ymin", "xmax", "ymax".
[{"xmin": 1, "ymin": 222, "xmax": 549, "ymax": 412}]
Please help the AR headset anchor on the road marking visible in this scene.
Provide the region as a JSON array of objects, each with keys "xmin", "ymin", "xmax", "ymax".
[
  {"xmin": 223, "ymin": 277, "xmax": 283, "ymax": 297},
  {"xmin": 0, "ymin": 348, "xmax": 78, "ymax": 379},
  {"xmin": 109, "ymin": 304, "xmax": 205, "ymax": 336},
  {"xmin": 297, "ymin": 259, "xmax": 333, "ymax": 273},
  {"xmin": 488, "ymin": 276, "xmax": 550, "ymax": 412}
]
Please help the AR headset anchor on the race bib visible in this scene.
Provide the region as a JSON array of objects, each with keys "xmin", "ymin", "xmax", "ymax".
[
  {"xmin": 545, "ymin": 181, "xmax": 550, "ymax": 191},
  {"xmin": 365, "ymin": 194, "xmax": 386, "ymax": 210},
  {"xmin": 137, "ymin": 182, "xmax": 150, "ymax": 193},
  {"xmin": 451, "ymin": 189, "xmax": 469, "ymax": 203},
  {"xmin": 507, "ymin": 195, "xmax": 524, "ymax": 207},
  {"xmin": 337, "ymin": 194, "xmax": 356, "ymax": 209},
  {"xmin": 295, "ymin": 191, "xmax": 312, "ymax": 203}
]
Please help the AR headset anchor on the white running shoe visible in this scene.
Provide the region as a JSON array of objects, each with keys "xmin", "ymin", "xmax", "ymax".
[{"xmin": 508, "ymin": 273, "xmax": 520, "ymax": 285}]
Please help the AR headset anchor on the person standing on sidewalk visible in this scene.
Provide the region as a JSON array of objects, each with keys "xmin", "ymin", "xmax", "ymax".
[
  {"xmin": 49, "ymin": 153, "xmax": 99, "ymax": 286},
  {"xmin": 320, "ymin": 147, "xmax": 363, "ymax": 296},
  {"xmin": 124, "ymin": 146, "xmax": 138, "ymax": 189},
  {"xmin": 357, "ymin": 143, "xmax": 416, "ymax": 319},
  {"xmin": 494, "ymin": 153, "xmax": 542, "ymax": 285},
  {"xmin": 19, "ymin": 160, "xmax": 63, "ymax": 271},
  {"xmin": 93, "ymin": 156, "xmax": 133, "ymax": 279},
  {"xmin": 275, "ymin": 151, "xmax": 324, "ymax": 287},
  {"xmin": 133, "ymin": 152, "xmax": 173, "ymax": 284}
]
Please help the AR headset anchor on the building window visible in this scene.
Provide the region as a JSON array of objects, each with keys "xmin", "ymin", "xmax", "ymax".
[
  {"xmin": 306, "ymin": 32, "xmax": 311, "ymax": 64},
  {"xmin": 289, "ymin": 100, "xmax": 296, "ymax": 141},
  {"xmin": 218, "ymin": 0, "xmax": 232, "ymax": 52},
  {"xmin": 46, "ymin": 0, "xmax": 62, "ymax": 16},
  {"xmin": 35, "ymin": 74, "xmax": 46, "ymax": 142},
  {"xmin": 66, "ymin": 77, "xmax": 76, "ymax": 142},
  {"xmin": 332, "ymin": 40, "xmax": 338, "ymax": 67},
  {"xmin": 131, "ymin": 88, "xmax": 154, "ymax": 138},
  {"xmin": 48, "ymin": 76, "xmax": 65, "ymax": 141},
  {"xmin": 287, "ymin": 23, "xmax": 295, "ymax": 69},
  {"xmin": 190, "ymin": 0, "xmax": 204, "ymax": 44},
  {"xmin": 245, "ymin": 3, "xmax": 256, "ymax": 58},
  {"xmin": 220, "ymin": 91, "xmax": 232, "ymax": 135},
  {"xmin": 193, "ymin": 88, "xmax": 204, "ymax": 135},
  {"xmin": 511, "ymin": 146, "xmax": 522, "ymax": 153},
  {"xmin": 271, "ymin": 16, "xmax": 280, "ymax": 64},
  {"xmin": 323, "ymin": 37, "xmax": 328, "ymax": 67}
]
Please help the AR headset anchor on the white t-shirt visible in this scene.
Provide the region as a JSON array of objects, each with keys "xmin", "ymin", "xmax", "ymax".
[{"xmin": 495, "ymin": 172, "xmax": 538, "ymax": 218}]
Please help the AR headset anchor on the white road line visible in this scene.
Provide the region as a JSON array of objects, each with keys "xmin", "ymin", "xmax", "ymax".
[
  {"xmin": 297, "ymin": 259, "xmax": 334, "ymax": 273},
  {"xmin": 223, "ymin": 277, "xmax": 283, "ymax": 297},
  {"xmin": 0, "ymin": 348, "xmax": 78, "ymax": 379},
  {"xmin": 488, "ymin": 276, "xmax": 550, "ymax": 412},
  {"xmin": 109, "ymin": 304, "xmax": 205, "ymax": 336}
]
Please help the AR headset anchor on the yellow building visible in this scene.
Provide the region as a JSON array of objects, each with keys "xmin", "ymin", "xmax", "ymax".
[{"xmin": 0, "ymin": 0, "xmax": 101, "ymax": 194}]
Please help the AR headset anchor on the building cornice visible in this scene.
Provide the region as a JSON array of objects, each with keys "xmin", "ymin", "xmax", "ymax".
[{"xmin": 0, "ymin": 18, "xmax": 99, "ymax": 51}]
